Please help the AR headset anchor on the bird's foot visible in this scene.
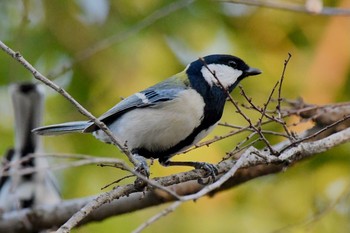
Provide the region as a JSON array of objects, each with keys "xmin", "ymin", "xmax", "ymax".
[
  {"xmin": 134, "ymin": 162, "xmax": 150, "ymax": 178},
  {"xmin": 160, "ymin": 160, "xmax": 219, "ymax": 185},
  {"xmin": 133, "ymin": 156, "xmax": 150, "ymax": 190},
  {"xmin": 193, "ymin": 162, "xmax": 219, "ymax": 185}
]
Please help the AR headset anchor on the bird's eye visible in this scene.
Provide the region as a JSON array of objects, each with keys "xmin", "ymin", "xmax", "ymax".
[{"xmin": 228, "ymin": 60, "xmax": 237, "ymax": 68}]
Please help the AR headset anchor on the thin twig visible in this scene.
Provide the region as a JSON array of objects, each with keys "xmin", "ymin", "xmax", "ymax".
[
  {"xmin": 220, "ymin": 123, "xmax": 289, "ymax": 138},
  {"xmin": 225, "ymin": 137, "xmax": 261, "ymax": 159},
  {"xmin": 239, "ymin": 83, "xmax": 277, "ymax": 124},
  {"xmin": 56, "ymin": 185, "xmax": 136, "ymax": 233},
  {"xmin": 227, "ymin": 91, "xmax": 278, "ymax": 155},
  {"xmin": 238, "ymin": 82, "xmax": 295, "ymax": 137},
  {"xmin": 1, "ymin": 155, "xmax": 130, "ymax": 177},
  {"xmin": 100, "ymin": 175, "xmax": 135, "ymax": 190},
  {"xmin": 277, "ymin": 53, "xmax": 291, "ymax": 117},
  {"xmin": 220, "ymin": 0, "xmax": 350, "ymax": 16},
  {"xmin": 182, "ymin": 125, "xmax": 250, "ymax": 154},
  {"xmin": 274, "ymin": 53, "xmax": 295, "ymax": 141},
  {"xmin": 280, "ymin": 114, "xmax": 350, "ymax": 154},
  {"xmin": 132, "ymin": 201, "xmax": 182, "ymax": 233}
]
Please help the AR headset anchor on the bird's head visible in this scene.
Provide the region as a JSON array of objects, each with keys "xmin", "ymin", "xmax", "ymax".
[{"xmin": 186, "ymin": 54, "xmax": 261, "ymax": 91}]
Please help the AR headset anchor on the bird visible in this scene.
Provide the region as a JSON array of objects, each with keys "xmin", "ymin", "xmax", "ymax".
[
  {"xmin": 0, "ymin": 83, "xmax": 60, "ymax": 212},
  {"xmin": 33, "ymin": 54, "xmax": 261, "ymax": 177}
]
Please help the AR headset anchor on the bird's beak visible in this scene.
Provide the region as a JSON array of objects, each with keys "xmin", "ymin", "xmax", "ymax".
[{"xmin": 245, "ymin": 67, "xmax": 262, "ymax": 76}]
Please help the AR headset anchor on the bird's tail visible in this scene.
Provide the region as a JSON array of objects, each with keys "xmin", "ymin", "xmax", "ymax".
[
  {"xmin": 33, "ymin": 121, "xmax": 91, "ymax": 136},
  {"xmin": 1, "ymin": 83, "xmax": 61, "ymax": 212},
  {"xmin": 10, "ymin": 82, "xmax": 44, "ymax": 153}
]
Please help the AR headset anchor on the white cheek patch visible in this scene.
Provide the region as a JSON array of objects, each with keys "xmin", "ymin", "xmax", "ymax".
[
  {"xmin": 135, "ymin": 92, "xmax": 150, "ymax": 104},
  {"xmin": 201, "ymin": 64, "xmax": 243, "ymax": 89}
]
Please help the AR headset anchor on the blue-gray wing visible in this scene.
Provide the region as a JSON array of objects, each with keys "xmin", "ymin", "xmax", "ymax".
[{"xmin": 84, "ymin": 75, "xmax": 189, "ymax": 131}]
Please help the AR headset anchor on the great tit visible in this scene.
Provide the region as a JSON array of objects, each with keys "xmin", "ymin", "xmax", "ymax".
[
  {"xmin": 0, "ymin": 83, "xmax": 60, "ymax": 211},
  {"xmin": 33, "ymin": 54, "xmax": 261, "ymax": 176}
]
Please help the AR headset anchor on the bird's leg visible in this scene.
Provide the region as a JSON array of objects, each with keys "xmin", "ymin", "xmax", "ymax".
[
  {"xmin": 160, "ymin": 160, "xmax": 219, "ymax": 184},
  {"xmin": 133, "ymin": 154, "xmax": 150, "ymax": 177},
  {"xmin": 132, "ymin": 154, "xmax": 150, "ymax": 190}
]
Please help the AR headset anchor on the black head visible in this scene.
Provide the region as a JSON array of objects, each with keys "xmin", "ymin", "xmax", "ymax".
[{"xmin": 186, "ymin": 54, "xmax": 261, "ymax": 91}]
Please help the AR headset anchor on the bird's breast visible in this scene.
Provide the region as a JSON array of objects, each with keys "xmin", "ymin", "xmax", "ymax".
[{"xmin": 97, "ymin": 89, "xmax": 206, "ymax": 154}]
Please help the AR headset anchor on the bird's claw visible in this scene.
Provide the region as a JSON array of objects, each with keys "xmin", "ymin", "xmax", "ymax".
[
  {"xmin": 133, "ymin": 162, "xmax": 150, "ymax": 190},
  {"xmin": 134, "ymin": 162, "xmax": 150, "ymax": 177},
  {"xmin": 194, "ymin": 162, "xmax": 218, "ymax": 185}
]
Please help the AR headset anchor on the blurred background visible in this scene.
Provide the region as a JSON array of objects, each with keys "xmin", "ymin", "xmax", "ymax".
[{"xmin": 0, "ymin": 0, "xmax": 350, "ymax": 232}]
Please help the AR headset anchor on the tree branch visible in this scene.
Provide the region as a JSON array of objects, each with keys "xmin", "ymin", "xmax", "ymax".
[
  {"xmin": 1, "ymin": 125, "xmax": 349, "ymax": 233},
  {"xmin": 221, "ymin": 0, "xmax": 350, "ymax": 16}
]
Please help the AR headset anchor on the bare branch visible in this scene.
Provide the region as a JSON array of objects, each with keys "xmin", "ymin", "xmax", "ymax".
[
  {"xmin": 56, "ymin": 185, "xmax": 136, "ymax": 233},
  {"xmin": 220, "ymin": 0, "xmax": 350, "ymax": 16},
  {"xmin": 280, "ymin": 114, "xmax": 350, "ymax": 153},
  {"xmin": 132, "ymin": 201, "xmax": 181, "ymax": 233},
  {"xmin": 277, "ymin": 53, "xmax": 291, "ymax": 115},
  {"xmin": 1, "ymin": 126, "xmax": 350, "ymax": 233}
]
